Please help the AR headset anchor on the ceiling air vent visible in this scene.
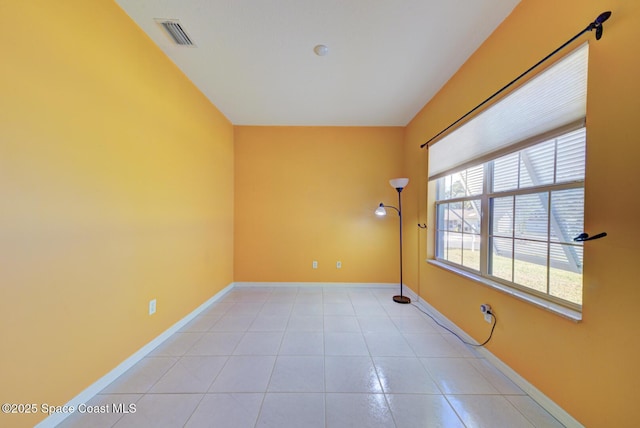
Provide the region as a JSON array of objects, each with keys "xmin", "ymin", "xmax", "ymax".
[{"xmin": 156, "ymin": 19, "xmax": 195, "ymax": 46}]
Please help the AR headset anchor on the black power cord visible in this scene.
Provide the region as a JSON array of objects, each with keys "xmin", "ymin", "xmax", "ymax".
[{"xmin": 410, "ymin": 303, "xmax": 497, "ymax": 347}]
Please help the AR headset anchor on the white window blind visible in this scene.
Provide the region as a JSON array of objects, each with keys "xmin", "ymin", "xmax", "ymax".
[{"xmin": 428, "ymin": 43, "xmax": 588, "ymax": 180}]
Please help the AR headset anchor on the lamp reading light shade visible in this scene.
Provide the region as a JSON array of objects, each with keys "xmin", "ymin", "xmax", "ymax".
[{"xmin": 375, "ymin": 203, "xmax": 387, "ymax": 216}]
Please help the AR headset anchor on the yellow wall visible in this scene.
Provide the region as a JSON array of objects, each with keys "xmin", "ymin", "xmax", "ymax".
[
  {"xmin": 234, "ymin": 126, "xmax": 404, "ymax": 283},
  {"xmin": 0, "ymin": 1, "xmax": 234, "ymax": 426},
  {"xmin": 404, "ymin": 0, "xmax": 640, "ymax": 426}
]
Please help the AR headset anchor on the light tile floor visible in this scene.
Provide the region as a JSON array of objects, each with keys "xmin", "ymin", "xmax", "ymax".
[{"xmin": 59, "ymin": 286, "xmax": 565, "ymax": 428}]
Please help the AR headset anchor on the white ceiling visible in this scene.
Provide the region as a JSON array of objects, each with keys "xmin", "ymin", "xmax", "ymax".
[{"xmin": 115, "ymin": 0, "xmax": 520, "ymax": 126}]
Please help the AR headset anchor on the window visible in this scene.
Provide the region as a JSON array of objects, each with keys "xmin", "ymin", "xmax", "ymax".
[
  {"xmin": 435, "ymin": 127, "xmax": 585, "ymax": 308},
  {"xmin": 435, "ymin": 165, "xmax": 483, "ymax": 272},
  {"xmin": 429, "ymin": 43, "xmax": 588, "ymax": 312}
]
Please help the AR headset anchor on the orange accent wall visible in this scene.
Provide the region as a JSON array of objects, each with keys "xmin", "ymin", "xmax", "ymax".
[
  {"xmin": 0, "ymin": 1, "xmax": 233, "ymax": 426},
  {"xmin": 234, "ymin": 126, "xmax": 405, "ymax": 283},
  {"xmin": 403, "ymin": 0, "xmax": 640, "ymax": 426}
]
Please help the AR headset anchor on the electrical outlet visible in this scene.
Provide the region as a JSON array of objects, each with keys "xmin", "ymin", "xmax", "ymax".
[
  {"xmin": 149, "ymin": 299, "xmax": 156, "ymax": 315},
  {"xmin": 312, "ymin": 260, "xmax": 318, "ymax": 269},
  {"xmin": 336, "ymin": 261, "xmax": 342, "ymax": 269},
  {"xmin": 480, "ymin": 304, "xmax": 492, "ymax": 323}
]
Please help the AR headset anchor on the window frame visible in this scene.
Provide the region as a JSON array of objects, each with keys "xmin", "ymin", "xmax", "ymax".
[{"xmin": 433, "ymin": 125, "xmax": 585, "ymax": 313}]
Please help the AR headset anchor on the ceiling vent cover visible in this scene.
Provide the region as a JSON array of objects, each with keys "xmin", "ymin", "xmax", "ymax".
[{"xmin": 156, "ymin": 19, "xmax": 194, "ymax": 46}]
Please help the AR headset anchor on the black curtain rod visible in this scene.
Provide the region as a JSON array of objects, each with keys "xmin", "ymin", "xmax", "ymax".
[{"xmin": 420, "ymin": 11, "xmax": 612, "ymax": 150}]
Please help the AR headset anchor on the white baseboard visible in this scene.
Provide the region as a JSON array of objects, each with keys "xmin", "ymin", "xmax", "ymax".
[
  {"xmin": 234, "ymin": 281, "xmax": 397, "ymax": 288},
  {"xmin": 35, "ymin": 282, "xmax": 235, "ymax": 428},
  {"xmin": 401, "ymin": 286, "xmax": 583, "ymax": 428}
]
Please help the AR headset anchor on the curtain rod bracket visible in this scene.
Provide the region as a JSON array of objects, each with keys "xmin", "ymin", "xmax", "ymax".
[{"xmin": 420, "ymin": 11, "xmax": 612, "ymax": 150}]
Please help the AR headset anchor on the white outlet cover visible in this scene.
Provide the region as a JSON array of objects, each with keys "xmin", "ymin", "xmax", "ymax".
[
  {"xmin": 336, "ymin": 261, "xmax": 342, "ymax": 269},
  {"xmin": 484, "ymin": 313, "xmax": 492, "ymax": 323},
  {"xmin": 312, "ymin": 261, "xmax": 318, "ymax": 269},
  {"xmin": 149, "ymin": 299, "xmax": 157, "ymax": 315}
]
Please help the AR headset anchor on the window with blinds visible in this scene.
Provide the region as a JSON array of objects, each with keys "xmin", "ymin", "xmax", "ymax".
[
  {"xmin": 435, "ymin": 127, "xmax": 586, "ymax": 308},
  {"xmin": 430, "ymin": 44, "xmax": 588, "ymax": 311}
]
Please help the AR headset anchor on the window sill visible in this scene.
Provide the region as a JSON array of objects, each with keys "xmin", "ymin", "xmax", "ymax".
[{"xmin": 427, "ymin": 259, "xmax": 582, "ymax": 322}]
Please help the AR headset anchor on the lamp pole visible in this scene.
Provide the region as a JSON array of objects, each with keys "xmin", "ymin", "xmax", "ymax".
[{"xmin": 393, "ymin": 185, "xmax": 410, "ymax": 304}]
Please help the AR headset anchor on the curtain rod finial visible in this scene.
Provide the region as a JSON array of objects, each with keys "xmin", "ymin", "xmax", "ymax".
[
  {"xmin": 590, "ymin": 11, "xmax": 612, "ymax": 40},
  {"xmin": 595, "ymin": 11, "xmax": 612, "ymax": 25}
]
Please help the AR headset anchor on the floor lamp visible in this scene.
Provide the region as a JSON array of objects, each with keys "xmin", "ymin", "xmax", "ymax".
[{"xmin": 375, "ymin": 178, "xmax": 410, "ymax": 304}]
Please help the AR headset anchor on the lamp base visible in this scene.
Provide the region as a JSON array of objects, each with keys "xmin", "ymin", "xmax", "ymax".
[{"xmin": 393, "ymin": 295, "xmax": 411, "ymax": 304}]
